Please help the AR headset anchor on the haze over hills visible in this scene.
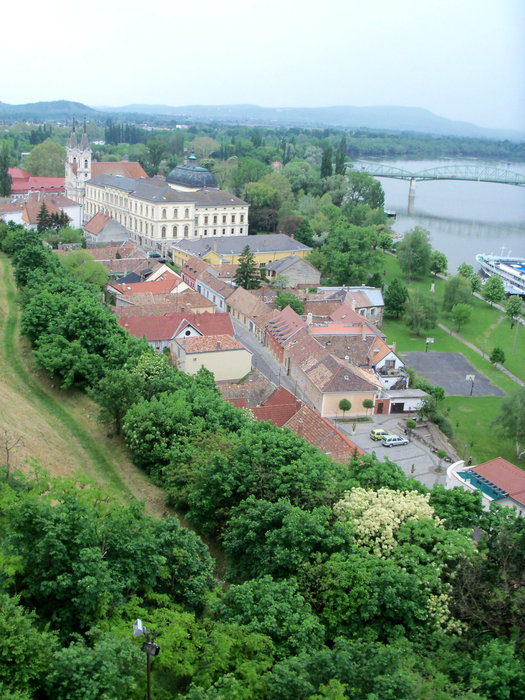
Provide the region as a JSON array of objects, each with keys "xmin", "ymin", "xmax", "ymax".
[{"xmin": 0, "ymin": 100, "xmax": 523, "ymax": 141}]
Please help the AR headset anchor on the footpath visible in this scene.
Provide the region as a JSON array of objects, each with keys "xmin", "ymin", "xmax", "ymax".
[{"xmin": 438, "ymin": 322, "xmax": 524, "ymax": 388}]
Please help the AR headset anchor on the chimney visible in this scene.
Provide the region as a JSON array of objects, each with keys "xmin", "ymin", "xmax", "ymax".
[
  {"xmin": 306, "ymin": 312, "xmax": 313, "ymax": 326},
  {"xmin": 351, "ymin": 298, "xmax": 356, "ymax": 311},
  {"xmin": 216, "ymin": 339, "xmax": 221, "ymax": 350},
  {"xmin": 362, "ymin": 323, "xmax": 367, "ymax": 341}
]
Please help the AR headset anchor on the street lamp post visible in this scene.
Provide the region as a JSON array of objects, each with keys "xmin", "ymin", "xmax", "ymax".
[
  {"xmin": 134, "ymin": 619, "xmax": 160, "ymax": 700},
  {"xmin": 466, "ymin": 374, "xmax": 475, "ymax": 396}
]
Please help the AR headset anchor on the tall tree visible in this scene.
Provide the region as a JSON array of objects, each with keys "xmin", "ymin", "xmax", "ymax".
[
  {"xmin": 482, "ymin": 274, "xmax": 506, "ymax": 306},
  {"xmin": 36, "ymin": 202, "xmax": 50, "ymax": 233},
  {"xmin": 23, "ymin": 138, "xmax": 66, "ymax": 176},
  {"xmin": 384, "ymin": 278, "xmax": 409, "ymax": 318},
  {"xmin": 233, "ymin": 245, "xmax": 261, "ymax": 289},
  {"xmin": 346, "ymin": 171, "xmax": 385, "ymax": 209},
  {"xmin": 320, "ymin": 146, "xmax": 333, "ymax": 178},
  {"xmin": 404, "ymin": 291, "xmax": 438, "ymax": 335},
  {"xmin": 493, "ymin": 387, "xmax": 525, "ymax": 459},
  {"xmin": 505, "ymin": 295, "xmax": 522, "ymax": 328},
  {"xmin": 0, "ymin": 143, "xmax": 12, "ymax": 196},
  {"xmin": 396, "ymin": 227, "xmax": 432, "ymax": 280}
]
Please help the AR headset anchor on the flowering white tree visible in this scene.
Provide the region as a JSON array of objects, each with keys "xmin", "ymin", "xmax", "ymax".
[{"xmin": 333, "ymin": 487, "xmax": 440, "ymax": 556}]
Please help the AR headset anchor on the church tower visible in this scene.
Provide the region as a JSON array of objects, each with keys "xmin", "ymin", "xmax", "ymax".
[{"xmin": 65, "ymin": 117, "xmax": 91, "ymax": 204}]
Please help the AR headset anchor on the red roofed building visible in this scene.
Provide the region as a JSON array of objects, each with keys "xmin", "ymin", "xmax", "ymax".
[
  {"xmin": 447, "ymin": 457, "xmax": 525, "ymax": 516},
  {"xmin": 21, "ymin": 191, "xmax": 81, "ymax": 229},
  {"xmin": 9, "ymin": 167, "xmax": 65, "ymax": 197},
  {"xmin": 173, "ymin": 334, "xmax": 252, "ymax": 381},
  {"xmin": 83, "ymin": 212, "xmax": 129, "ymax": 245}
]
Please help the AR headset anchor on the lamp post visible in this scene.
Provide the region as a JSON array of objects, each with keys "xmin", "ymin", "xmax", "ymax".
[
  {"xmin": 134, "ymin": 619, "xmax": 160, "ymax": 700},
  {"xmin": 466, "ymin": 374, "xmax": 475, "ymax": 396},
  {"xmin": 425, "ymin": 337, "xmax": 434, "ymax": 353}
]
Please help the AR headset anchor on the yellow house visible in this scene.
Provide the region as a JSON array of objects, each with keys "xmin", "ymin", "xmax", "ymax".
[
  {"xmin": 171, "ymin": 234, "xmax": 312, "ymax": 270},
  {"xmin": 173, "ymin": 334, "xmax": 252, "ymax": 382}
]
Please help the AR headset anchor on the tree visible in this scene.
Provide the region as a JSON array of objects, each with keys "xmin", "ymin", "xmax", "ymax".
[
  {"xmin": 483, "ymin": 274, "xmax": 506, "ymax": 306},
  {"xmin": 146, "ymin": 139, "xmax": 165, "ymax": 175},
  {"xmin": 22, "ymin": 138, "xmax": 66, "ymax": 176},
  {"xmin": 320, "ymin": 146, "xmax": 333, "ymax": 178},
  {"xmin": 505, "ymin": 295, "xmax": 522, "ymax": 328},
  {"xmin": 0, "ymin": 143, "xmax": 12, "ymax": 196},
  {"xmin": 243, "ymin": 181, "xmax": 281, "ymax": 232},
  {"xmin": 36, "ymin": 202, "xmax": 51, "ymax": 233},
  {"xmin": 404, "ymin": 291, "xmax": 438, "ymax": 336},
  {"xmin": 346, "ymin": 171, "xmax": 385, "ymax": 209},
  {"xmin": 493, "ymin": 387, "xmax": 525, "ymax": 459},
  {"xmin": 233, "ymin": 245, "xmax": 261, "ymax": 289},
  {"xmin": 396, "ymin": 227, "xmax": 432, "ymax": 280},
  {"xmin": 192, "ymin": 136, "xmax": 220, "ymax": 158},
  {"xmin": 457, "ymin": 262, "xmax": 474, "ymax": 279},
  {"xmin": 338, "ymin": 398, "xmax": 351, "ymax": 418},
  {"xmin": 362, "ymin": 398, "xmax": 374, "ymax": 416},
  {"xmin": 274, "ymin": 293, "xmax": 304, "ymax": 314},
  {"xmin": 61, "ymin": 249, "xmax": 109, "ymax": 288},
  {"xmin": 88, "ymin": 369, "xmax": 143, "ymax": 434},
  {"xmin": 443, "ymin": 275, "xmax": 472, "ymax": 311},
  {"xmin": 294, "ymin": 219, "xmax": 315, "ymax": 247},
  {"xmin": 430, "ymin": 249, "xmax": 448, "ymax": 276},
  {"xmin": 270, "ymin": 274, "xmax": 289, "ymax": 290},
  {"xmin": 450, "ymin": 303, "xmax": 472, "ymax": 331},
  {"xmin": 436, "ymin": 449, "xmax": 448, "ymax": 471},
  {"xmin": 490, "ymin": 346, "xmax": 505, "ymax": 365},
  {"xmin": 384, "ymin": 278, "xmax": 409, "ymax": 318},
  {"xmin": 1, "ymin": 431, "xmax": 23, "ymax": 481}
]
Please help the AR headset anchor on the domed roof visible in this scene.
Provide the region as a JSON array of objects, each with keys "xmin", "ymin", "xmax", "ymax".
[{"xmin": 166, "ymin": 154, "xmax": 217, "ymax": 189}]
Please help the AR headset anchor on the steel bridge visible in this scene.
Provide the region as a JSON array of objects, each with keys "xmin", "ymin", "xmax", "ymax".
[{"xmin": 347, "ymin": 161, "xmax": 525, "ymax": 187}]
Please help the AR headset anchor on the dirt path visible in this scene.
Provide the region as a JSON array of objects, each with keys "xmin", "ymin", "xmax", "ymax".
[{"xmin": 0, "ymin": 254, "xmax": 169, "ymax": 516}]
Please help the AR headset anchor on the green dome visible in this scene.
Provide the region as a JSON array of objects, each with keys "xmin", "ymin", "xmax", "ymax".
[{"xmin": 167, "ymin": 155, "xmax": 217, "ymax": 189}]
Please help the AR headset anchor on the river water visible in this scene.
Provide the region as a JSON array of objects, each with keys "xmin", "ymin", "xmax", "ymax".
[{"xmin": 372, "ymin": 159, "xmax": 525, "ymax": 273}]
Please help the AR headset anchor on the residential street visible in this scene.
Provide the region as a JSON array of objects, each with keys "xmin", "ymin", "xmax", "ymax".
[{"xmin": 233, "ymin": 318, "xmax": 448, "ymax": 488}]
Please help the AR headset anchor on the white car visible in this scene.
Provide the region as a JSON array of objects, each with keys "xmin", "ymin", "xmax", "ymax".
[{"xmin": 382, "ymin": 434, "xmax": 409, "ymax": 448}]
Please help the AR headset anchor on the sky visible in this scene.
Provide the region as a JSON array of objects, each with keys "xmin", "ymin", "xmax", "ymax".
[{"xmin": 3, "ymin": 0, "xmax": 524, "ymax": 131}]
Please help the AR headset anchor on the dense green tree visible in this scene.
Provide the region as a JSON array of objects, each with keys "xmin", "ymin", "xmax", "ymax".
[
  {"xmin": 490, "ymin": 346, "xmax": 505, "ymax": 365},
  {"xmin": 430, "ymin": 249, "xmax": 448, "ymax": 275},
  {"xmin": 294, "ymin": 218, "xmax": 316, "ymax": 247},
  {"xmin": 429, "ymin": 485, "xmax": 483, "ymax": 530},
  {"xmin": 320, "ymin": 146, "xmax": 333, "ymax": 178},
  {"xmin": 321, "ymin": 222, "xmax": 379, "ymax": 285},
  {"xmin": 146, "ymin": 139, "xmax": 166, "ymax": 175},
  {"xmin": 443, "ymin": 274, "xmax": 472, "ymax": 311},
  {"xmin": 14, "ymin": 245, "xmax": 58, "ymax": 287},
  {"xmin": 469, "ymin": 638, "xmax": 525, "ymax": 700},
  {"xmin": 88, "ymin": 368, "xmax": 144, "ymax": 434},
  {"xmin": 396, "ymin": 227, "xmax": 432, "ymax": 279},
  {"xmin": 61, "ymin": 249, "xmax": 109, "ymax": 289},
  {"xmin": 404, "ymin": 291, "xmax": 438, "ymax": 335},
  {"xmin": 505, "ymin": 294, "xmax": 522, "ymax": 328},
  {"xmin": 483, "ymin": 274, "xmax": 506, "ymax": 306},
  {"xmin": 451, "ymin": 302, "xmax": 472, "ymax": 331},
  {"xmin": 216, "ymin": 575, "xmax": 325, "ymax": 659},
  {"xmin": 338, "ymin": 398, "xmax": 351, "ymax": 417},
  {"xmin": 223, "ymin": 497, "xmax": 353, "ymax": 579},
  {"xmin": 243, "ymin": 181, "xmax": 281, "ymax": 232},
  {"xmin": 227, "ymin": 157, "xmax": 270, "ymax": 194},
  {"xmin": 46, "ymin": 632, "xmax": 142, "ymax": 700},
  {"xmin": 362, "ymin": 398, "xmax": 374, "ymax": 416},
  {"xmin": 493, "ymin": 387, "xmax": 525, "ymax": 459},
  {"xmin": 22, "ymin": 138, "xmax": 66, "ymax": 176},
  {"xmin": 233, "ymin": 244, "xmax": 261, "ymax": 289},
  {"xmin": 458, "ymin": 262, "xmax": 474, "ymax": 278},
  {"xmin": 346, "ymin": 171, "xmax": 385, "ymax": 209},
  {"xmin": 274, "ymin": 292, "xmax": 304, "ymax": 314},
  {"xmin": 384, "ymin": 277, "xmax": 409, "ymax": 318},
  {"xmin": 0, "ymin": 143, "xmax": 12, "ymax": 196},
  {"xmin": 0, "ymin": 593, "xmax": 58, "ymax": 695}
]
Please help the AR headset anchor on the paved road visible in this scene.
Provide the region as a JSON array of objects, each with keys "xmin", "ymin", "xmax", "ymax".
[{"xmin": 334, "ymin": 414, "xmax": 448, "ymax": 488}]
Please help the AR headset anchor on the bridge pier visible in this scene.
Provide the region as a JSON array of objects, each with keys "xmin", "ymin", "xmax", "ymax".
[{"xmin": 408, "ymin": 178, "xmax": 416, "ymax": 214}]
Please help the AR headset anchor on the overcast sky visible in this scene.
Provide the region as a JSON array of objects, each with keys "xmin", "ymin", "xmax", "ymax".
[{"xmin": 3, "ymin": 0, "xmax": 524, "ymax": 130}]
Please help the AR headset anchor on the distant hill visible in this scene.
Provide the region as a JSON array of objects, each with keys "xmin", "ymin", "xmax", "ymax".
[
  {"xmin": 100, "ymin": 103, "xmax": 525, "ymax": 141},
  {"xmin": 1, "ymin": 99, "xmax": 523, "ymax": 141},
  {"xmin": 0, "ymin": 100, "xmax": 99, "ymax": 121}
]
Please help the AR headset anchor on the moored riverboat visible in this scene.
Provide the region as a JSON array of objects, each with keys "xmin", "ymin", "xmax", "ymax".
[{"xmin": 476, "ymin": 253, "xmax": 525, "ymax": 296}]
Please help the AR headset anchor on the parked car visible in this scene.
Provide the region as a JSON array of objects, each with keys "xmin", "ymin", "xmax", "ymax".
[
  {"xmin": 382, "ymin": 434, "xmax": 409, "ymax": 448},
  {"xmin": 370, "ymin": 428, "xmax": 390, "ymax": 441}
]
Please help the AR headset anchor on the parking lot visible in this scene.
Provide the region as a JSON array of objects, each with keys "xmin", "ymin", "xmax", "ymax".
[
  {"xmin": 335, "ymin": 414, "xmax": 449, "ymax": 488},
  {"xmin": 402, "ymin": 351, "xmax": 506, "ymax": 397}
]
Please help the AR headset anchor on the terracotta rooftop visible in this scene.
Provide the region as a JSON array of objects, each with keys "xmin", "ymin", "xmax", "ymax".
[
  {"xmin": 283, "ymin": 404, "xmax": 364, "ymax": 462},
  {"xmin": 182, "ymin": 255, "xmax": 211, "ymax": 279},
  {"xmin": 113, "ymin": 289, "xmax": 214, "ymax": 315},
  {"xmin": 266, "ymin": 306, "xmax": 308, "ymax": 347},
  {"xmin": 83, "ymin": 212, "xmax": 112, "ymax": 234},
  {"xmin": 111, "ymin": 274, "xmax": 181, "ymax": 296},
  {"xmin": 176, "ymin": 334, "xmax": 245, "ymax": 354},
  {"xmin": 119, "ymin": 310, "xmax": 233, "ymax": 342},
  {"xmin": 91, "ymin": 161, "xmax": 147, "ymax": 179},
  {"xmin": 471, "ymin": 457, "xmax": 525, "ymax": 507},
  {"xmin": 22, "ymin": 192, "xmax": 78, "ymax": 225}
]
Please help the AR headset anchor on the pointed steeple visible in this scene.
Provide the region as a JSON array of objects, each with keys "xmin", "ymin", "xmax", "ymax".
[
  {"xmin": 80, "ymin": 116, "xmax": 89, "ymax": 150},
  {"xmin": 68, "ymin": 117, "xmax": 78, "ymax": 148}
]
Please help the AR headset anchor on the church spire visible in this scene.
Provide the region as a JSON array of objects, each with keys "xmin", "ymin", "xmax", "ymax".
[
  {"xmin": 80, "ymin": 116, "xmax": 89, "ymax": 150},
  {"xmin": 68, "ymin": 117, "xmax": 78, "ymax": 149}
]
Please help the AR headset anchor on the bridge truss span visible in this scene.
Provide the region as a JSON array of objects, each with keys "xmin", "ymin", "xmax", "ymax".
[{"xmin": 348, "ymin": 161, "xmax": 525, "ymax": 187}]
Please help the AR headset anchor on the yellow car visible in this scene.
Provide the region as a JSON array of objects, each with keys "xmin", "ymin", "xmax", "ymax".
[{"xmin": 370, "ymin": 428, "xmax": 390, "ymax": 441}]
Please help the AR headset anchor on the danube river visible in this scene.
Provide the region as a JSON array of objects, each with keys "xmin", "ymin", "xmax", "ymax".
[{"xmin": 372, "ymin": 159, "xmax": 525, "ymax": 273}]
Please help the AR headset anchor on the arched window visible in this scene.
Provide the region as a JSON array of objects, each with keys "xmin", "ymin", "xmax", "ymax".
[
  {"xmin": 184, "ymin": 208, "xmax": 189, "ymax": 218},
  {"xmin": 161, "ymin": 226, "xmax": 166, "ymax": 239},
  {"xmin": 173, "ymin": 208, "xmax": 178, "ymax": 218},
  {"xmin": 162, "ymin": 208, "xmax": 167, "ymax": 219},
  {"xmin": 173, "ymin": 225, "xmax": 178, "ymax": 237},
  {"xmin": 184, "ymin": 225, "xmax": 189, "ymax": 237}
]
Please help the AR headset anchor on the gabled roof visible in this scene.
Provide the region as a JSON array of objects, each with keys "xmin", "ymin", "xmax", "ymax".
[
  {"xmin": 83, "ymin": 212, "xmax": 112, "ymax": 234},
  {"xmin": 175, "ymin": 334, "xmax": 245, "ymax": 354},
  {"xmin": 329, "ymin": 303, "xmax": 384, "ymax": 336},
  {"xmin": 22, "ymin": 192, "xmax": 78, "ymax": 225},
  {"xmin": 91, "ymin": 161, "xmax": 147, "ymax": 179},
  {"xmin": 228, "ymin": 286, "xmax": 275, "ymax": 322},
  {"xmin": 471, "ymin": 458, "xmax": 525, "ymax": 507},
  {"xmin": 172, "ymin": 233, "xmax": 311, "ymax": 258},
  {"xmin": 199, "ymin": 271, "xmax": 236, "ymax": 299},
  {"xmin": 182, "ymin": 255, "xmax": 211, "ymax": 279},
  {"xmin": 113, "ymin": 289, "xmax": 214, "ymax": 316},
  {"xmin": 266, "ymin": 306, "xmax": 308, "ymax": 348},
  {"xmin": 118, "ymin": 310, "xmax": 233, "ymax": 342},
  {"xmin": 111, "ymin": 275, "xmax": 181, "ymax": 296},
  {"xmin": 283, "ymin": 404, "xmax": 364, "ymax": 461},
  {"xmin": 265, "ymin": 254, "xmax": 318, "ymax": 274}
]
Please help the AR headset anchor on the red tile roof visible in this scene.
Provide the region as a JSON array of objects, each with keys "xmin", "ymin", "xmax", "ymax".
[
  {"xmin": 225, "ymin": 397, "xmax": 248, "ymax": 409},
  {"xmin": 9, "ymin": 168, "xmax": 65, "ymax": 195},
  {"xmin": 266, "ymin": 306, "xmax": 308, "ymax": 348},
  {"xmin": 22, "ymin": 192, "xmax": 77, "ymax": 225},
  {"xmin": 91, "ymin": 161, "xmax": 147, "ymax": 179},
  {"xmin": 472, "ymin": 458, "xmax": 525, "ymax": 507},
  {"xmin": 283, "ymin": 404, "xmax": 364, "ymax": 462},
  {"xmin": 251, "ymin": 403, "xmax": 301, "ymax": 427},
  {"xmin": 119, "ymin": 310, "xmax": 233, "ymax": 342},
  {"xmin": 83, "ymin": 212, "xmax": 112, "ymax": 234},
  {"xmin": 176, "ymin": 334, "xmax": 245, "ymax": 354},
  {"xmin": 111, "ymin": 275, "xmax": 181, "ymax": 295}
]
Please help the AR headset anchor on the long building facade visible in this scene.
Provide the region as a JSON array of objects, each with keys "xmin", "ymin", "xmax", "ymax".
[{"xmin": 83, "ymin": 175, "xmax": 249, "ymax": 257}]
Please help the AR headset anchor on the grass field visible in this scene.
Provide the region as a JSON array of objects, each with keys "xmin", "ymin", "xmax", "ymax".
[{"xmin": 380, "ymin": 253, "xmax": 523, "ymax": 467}]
